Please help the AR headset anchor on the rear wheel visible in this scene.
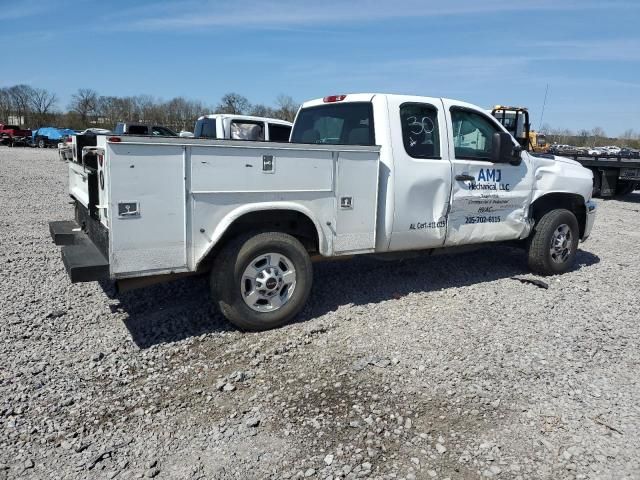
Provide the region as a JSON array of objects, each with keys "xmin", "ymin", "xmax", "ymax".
[
  {"xmin": 38, "ymin": 138, "xmax": 45, "ymax": 148},
  {"xmin": 527, "ymin": 209, "xmax": 579, "ymax": 275},
  {"xmin": 210, "ymin": 232, "xmax": 313, "ymax": 331}
]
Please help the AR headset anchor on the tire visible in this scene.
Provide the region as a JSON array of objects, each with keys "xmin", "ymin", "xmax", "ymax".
[
  {"xmin": 38, "ymin": 138, "xmax": 45, "ymax": 148},
  {"xmin": 615, "ymin": 181, "xmax": 637, "ymax": 196},
  {"xmin": 527, "ymin": 209, "xmax": 579, "ymax": 275},
  {"xmin": 210, "ymin": 232, "xmax": 313, "ymax": 331}
]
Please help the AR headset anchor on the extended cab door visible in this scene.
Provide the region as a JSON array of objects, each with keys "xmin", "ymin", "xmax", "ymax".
[
  {"xmin": 442, "ymin": 101, "xmax": 533, "ymax": 245},
  {"xmin": 387, "ymin": 97, "xmax": 452, "ymax": 250}
]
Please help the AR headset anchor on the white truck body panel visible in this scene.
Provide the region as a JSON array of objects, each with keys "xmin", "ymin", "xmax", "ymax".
[
  {"xmin": 92, "ymin": 137, "xmax": 380, "ymax": 278},
  {"xmin": 64, "ymin": 93, "xmax": 596, "ymax": 284}
]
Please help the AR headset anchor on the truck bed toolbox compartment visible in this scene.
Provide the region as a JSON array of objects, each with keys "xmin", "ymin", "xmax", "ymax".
[{"xmin": 49, "ymin": 221, "xmax": 109, "ymax": 282}]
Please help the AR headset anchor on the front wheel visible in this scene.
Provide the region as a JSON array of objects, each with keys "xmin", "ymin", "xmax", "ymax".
[
  {"xmin": 211, "ymin": 232, "xmax": 313, "ymax": 331},
  {"xmin": 527, "ymin": 209, "xmax": 579, "ymax": 275},
  {"xmin": 38, "ymin": 138, "xmax": 45, "ymax": 148}
]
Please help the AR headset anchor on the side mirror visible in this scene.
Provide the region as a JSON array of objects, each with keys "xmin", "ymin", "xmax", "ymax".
[{"xmin": 492, "ymin": 132, "xmax": 522, "ymax": 165}]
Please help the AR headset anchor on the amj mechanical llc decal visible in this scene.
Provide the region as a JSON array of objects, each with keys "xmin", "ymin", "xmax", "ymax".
[{"xmin": 469, "ymin": 168, "xmax": 510, "ymax": 191}]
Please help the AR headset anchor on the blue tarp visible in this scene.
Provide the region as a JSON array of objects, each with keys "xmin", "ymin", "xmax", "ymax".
[{"xmin": 33, "ymin": 127, "xmax": 76, "ymax": 140}]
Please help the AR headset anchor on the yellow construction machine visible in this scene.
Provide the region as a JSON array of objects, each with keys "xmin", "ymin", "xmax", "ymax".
[{"xmin": 491, "ymin": 105, "xmax": 550, "ymax": 153}]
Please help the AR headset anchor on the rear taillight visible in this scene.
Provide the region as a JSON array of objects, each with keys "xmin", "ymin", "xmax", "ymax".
[
  {"xmin": 323, "ymin": 95, "xmax": 347, "ymax": 103},
  {"xmin": 108, "ymin": 136, "xmax": 121, "ymax": 143},
  {"xmin": 66, "ymin": 137, "xmax": 72, "ymax": 143}
]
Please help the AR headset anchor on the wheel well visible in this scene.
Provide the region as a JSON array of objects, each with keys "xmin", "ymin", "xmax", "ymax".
[
  {"xmin": 200, "ymin": 209, "xmax": 320, "ymax": 270},
  {"xmin": 530, "ymin": 193, "xmax": 587, "ymax": 237}
]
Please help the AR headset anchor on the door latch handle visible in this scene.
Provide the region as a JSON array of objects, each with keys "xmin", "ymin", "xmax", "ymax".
[{"xmin": 455, "ymin": 174, "xmax": 475, "ymax": 182}]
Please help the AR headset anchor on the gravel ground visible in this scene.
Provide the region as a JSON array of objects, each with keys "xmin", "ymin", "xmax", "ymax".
[{"xmin": 1, "ymin": 146, "xmax": 639, "ymax": 480}]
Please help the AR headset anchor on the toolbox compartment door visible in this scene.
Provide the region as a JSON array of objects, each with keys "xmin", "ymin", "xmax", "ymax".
[
  {"xmin": 68, "ymin": 161, "xmax": 90, "ymax": 208},
  {"xmin": 107, "ymin": 144, "xmax": 187, "ymax": 276}
]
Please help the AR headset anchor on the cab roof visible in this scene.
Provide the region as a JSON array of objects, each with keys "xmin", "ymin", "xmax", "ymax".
[{"xmin": 300, "ymin": 93, "xmax": 486, "ymax": 112}]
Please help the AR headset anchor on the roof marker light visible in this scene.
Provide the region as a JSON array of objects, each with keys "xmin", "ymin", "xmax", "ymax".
[{"xmin": 323, "ymin": 95, "xmax": 347, "ymax": 103}]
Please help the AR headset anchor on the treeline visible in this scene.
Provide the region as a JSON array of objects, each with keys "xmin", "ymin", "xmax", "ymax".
[
  {"xmin": 540, "ymin": 124, "xmax": 640, "ymax": 149},
  {"xmin": 0, "ymin": 85, "xmax": 299, "ymax": 132},
  {"xmin": 2, "ymin": 84, "xmax": 639, "ymax": 146}
]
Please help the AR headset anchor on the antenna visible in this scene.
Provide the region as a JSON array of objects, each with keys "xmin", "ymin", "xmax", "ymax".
[{"xmin": 538, "ymin": 84, "xmax": 549, "ymax": 131}]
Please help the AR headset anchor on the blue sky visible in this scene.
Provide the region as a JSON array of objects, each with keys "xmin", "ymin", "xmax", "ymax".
[{"xmin": 1, "ymin": 0, "xmax": 639, "ymax": 135}]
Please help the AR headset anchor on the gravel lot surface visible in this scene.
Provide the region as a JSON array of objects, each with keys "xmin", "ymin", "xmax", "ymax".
[{"xmin": 1, "ymin": 146, "xmax": 639, "ymax": 480}]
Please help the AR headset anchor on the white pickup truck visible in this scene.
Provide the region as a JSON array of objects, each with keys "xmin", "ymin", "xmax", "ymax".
[{"xmin": 50, "ymin": 93, "xmax": 596, "ymax": 331}]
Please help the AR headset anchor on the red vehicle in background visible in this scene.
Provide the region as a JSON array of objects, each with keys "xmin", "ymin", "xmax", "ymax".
[{"xmin": 0, "ymin": 123, "xmax": 32, "ymax": 146}]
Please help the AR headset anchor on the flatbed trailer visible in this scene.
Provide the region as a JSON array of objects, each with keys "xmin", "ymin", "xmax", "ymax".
[{"xmin": 559, "ymin": 154, "xmax": 640, "ymax": 197}]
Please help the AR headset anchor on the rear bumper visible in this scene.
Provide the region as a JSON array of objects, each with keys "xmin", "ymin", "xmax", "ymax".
[
  {"xmin": 582, "ymin": 200, "xmax": 597, "ymax": 241},
  {"xmin": 49, "ymin": 220, "xmax": 109, "ymax": 282}
]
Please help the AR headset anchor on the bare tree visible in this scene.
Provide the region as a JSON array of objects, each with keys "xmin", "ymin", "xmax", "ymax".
[
  {"xmin": 591, "ymin": 126, "xmax": 606, "ymax": 147},
  {"xmin": 621, "ymin": 129, "xmax": 635, "ymax": 140},
  {"xmin": 216, "ymin": 93, "xmax": 250, "ymax": 115},
  {"xmin": 576, "ymin": 129, "xmax": 590, "ymax": 147},
  {"xmin": 69, "ymin": 88, "xmax": 98, "ymax": 125},
  {"xmin": 133, "ymin": 94, "xmax": 157, "ymax": 123},
  {"xmin": 0, "ymin": 88, "xmax": 13, "ymax": 122},
  {"xmin": 275, "ymin": 94, "xmax": 299, "ymax": 122},
  {"xmin": 249, "ymin": 103, "xmax": 275, "ymax": 118},
  {"xmin": 539, "ymin": 123, "xmax": 552, "ymax": 135},
  {"xmin": 29, "ymin": 88, "xmax": 58, "ymax": 126},
  {"xmin": 8, "ymin": 84, "xmax": 35, "ymax": 126}
]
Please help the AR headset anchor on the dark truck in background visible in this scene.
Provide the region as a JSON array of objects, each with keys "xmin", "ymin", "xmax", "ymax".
[
  {"xmin": 558, "ymin": 153, "xmax": 640, "ymax": 197},
  {"xmin": 490, "ymin": 107, "xmax": 640, "ymax": 198},
  {"xmin": 0, "ymin": 123, "xmax": 32, "ymax": 146}
]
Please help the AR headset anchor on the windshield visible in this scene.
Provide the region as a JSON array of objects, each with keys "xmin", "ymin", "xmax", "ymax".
[{"xmin": 291, "ymin": 102, "xmax": 374, "ymax": 145}]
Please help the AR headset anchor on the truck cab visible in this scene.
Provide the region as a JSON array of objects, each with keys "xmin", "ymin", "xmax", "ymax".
[
  {"xmin": 193, "ymin": 114, "xmax": 292, "ymax": 142},
  {"xmin": 292, "ymin": 94, "xmax": 595, "ymax": 252},
  {"xmin": 113, "ymin": 123, "xmax": 178, "ymax": 136}
]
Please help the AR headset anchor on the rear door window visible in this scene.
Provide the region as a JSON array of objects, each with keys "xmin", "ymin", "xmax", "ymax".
[
  {"xmin": 230, "ymin": 121, "xmax": 265, "ymax": 141},
  {"xmin": 291, "ymin": 102, "xmax": 374, "ymax": 145},
  {"xmin": 127, "ymin": 125, "xmax": 148, "ymax": 135},
  {"xmin": 151, "ymin": 126, "xmax": 177, "ymax": 136},
  {"xmin": 268, "ymin": 123, "xmax": 291, "ymax": 142},
  {"xmin": 194, "ymin": 118, "xmax": 217, "ymax": 138},
  {"xmin": 400, "ymin": 103, "xmax": 440, "ymax": 158}
]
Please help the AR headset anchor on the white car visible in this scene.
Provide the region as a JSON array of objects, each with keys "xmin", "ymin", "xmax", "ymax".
[{"xmin": 605, "ymin": 146, "xmax": 621, "ymax": 155}]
